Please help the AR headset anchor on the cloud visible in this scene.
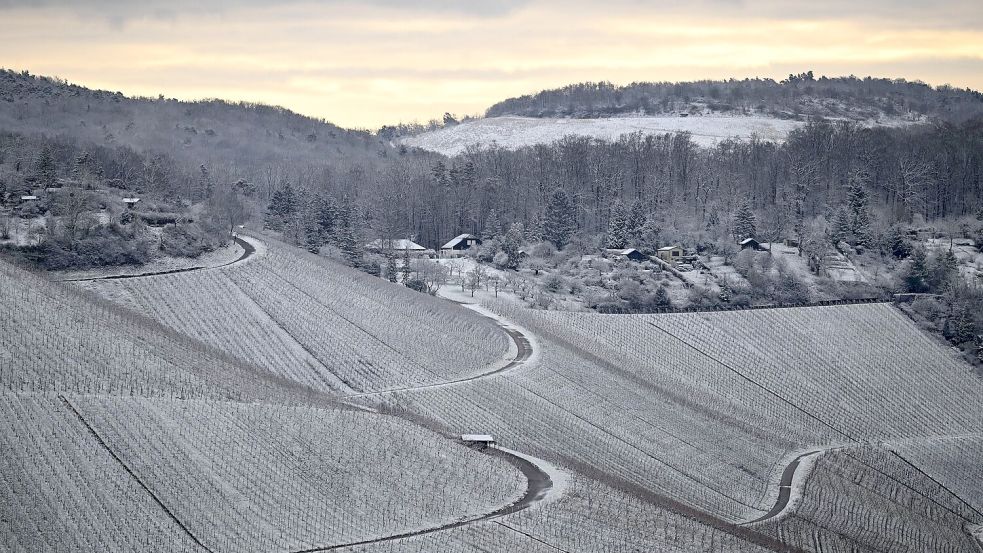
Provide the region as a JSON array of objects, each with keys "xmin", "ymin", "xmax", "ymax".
[
  {"xmin": 0, "ymin": 0, "xmax": 531, "ymax": 21},
  {"xmin": 1, "ymin": 0, "xmax": 980, "ymax": 127}
]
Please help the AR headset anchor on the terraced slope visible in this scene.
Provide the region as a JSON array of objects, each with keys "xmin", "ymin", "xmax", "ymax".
[
  {"xmin": 0, "ymin": 258, "xmax": 528, "ymax": 552},
  {"xmin": 78, "ymin": 236, "xmax": 510, "ymax": 394},
  {"xmin": 372, "ymin": 300, "xmax": 983, "ymax": 549},
  {"xmin": 0, "ymin": 259, "xmax": 283, "ymax": 401}
]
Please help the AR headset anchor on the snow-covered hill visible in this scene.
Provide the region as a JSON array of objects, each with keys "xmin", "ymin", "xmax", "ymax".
[{"xmin": 399, "ymin": 115, "xmax": 807, "ymax": 155}]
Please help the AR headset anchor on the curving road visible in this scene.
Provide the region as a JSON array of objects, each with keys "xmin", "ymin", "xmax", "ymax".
[
  {"xmin": 62, "ymin": 235, "xmax": 255, "ymax": 282},
  {"xmin": 742, "ymin": 448, "xmax": 830, "ymax": 525},
  {"xmin": 292, "ymin": 445, "xmax": 555, "ymax": 552},
  {"xmin": 317, "ymin": 298, "xmax": 560, "ymax": 551},
  {"xmin": 341, "ymin": 306, "xmax": 533, "ymax": 399}
]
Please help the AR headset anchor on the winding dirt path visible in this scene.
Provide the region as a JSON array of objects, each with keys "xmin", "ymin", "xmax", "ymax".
[
  {"xmin": 314, "ymin": 298, "xmax": 562, "ymax": 551},
  {"xmin": 292, "ymin": 445, "xmax": 555, "ymax": 552},
  {"xmin": 61, "ymin": 235, "xmax": 256, "ymax": 282},
  {"xmin": 341, "ymin": 322, "xmax": 531, "ymax": 399}
]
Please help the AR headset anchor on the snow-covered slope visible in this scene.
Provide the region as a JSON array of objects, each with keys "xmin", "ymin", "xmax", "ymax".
[{"xmin": 400, "ymin": 115, "xmax": 807, "ymax": 155}]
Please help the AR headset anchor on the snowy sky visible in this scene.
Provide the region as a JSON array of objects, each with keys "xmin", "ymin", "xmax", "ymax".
[{"xmin": 2, "ymin": 0, "xmax": 981, "ymax": 128}]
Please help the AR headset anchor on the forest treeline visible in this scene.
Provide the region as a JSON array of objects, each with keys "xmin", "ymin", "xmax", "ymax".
[
  {"xmin": 371, "ymin": 119, "xmax": 983, "ymax": 251},
  {"xmin": 485, "ymin": 74, "xmax": 983, "ymax": 122},
  {"xmin": 3, "ymin": 102, "xmax": 982, "ymax": 264}
]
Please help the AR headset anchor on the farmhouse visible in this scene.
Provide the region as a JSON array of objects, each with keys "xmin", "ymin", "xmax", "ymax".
[
  {"xmin": 604, "ymin": 248, "xmax": 648, "ymax": 262},
  {"xmin": 740, "ymin": 238, "xmax": 762, "ymax": 251},
  {"xmin": 656, "ymin": 245, "xmax": 684, "ymax": 263},
  {"xmin": 122, "ymin": 198, "xmax": 141, "ymax": 208},
  {"xmin": 440, "ymin": 233, "xmax": 481, "ymax": 257},
  {"xmin": 365, "ymin": 238, "xmax": 429, "ymax": 257}
]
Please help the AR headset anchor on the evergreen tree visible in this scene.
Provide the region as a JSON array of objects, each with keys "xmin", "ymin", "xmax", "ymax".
[
  {"xmin": 652, "ymin": 286, "xmax": 672, "ymax": 309},
  {"xmin": 303, "ymin": 197, "xmax": 325, "ymax": 253},
  {"xmin": 885, "ymin": 225, "xmax": 912, "ymax": 259},
  {"xmin": 385, "ymin": 255, "xmax": 399, "ymax": 283},
  {"xmin": 34, "ymin": 145, "xmax": 57, "ymax": 188},
  {"xmin": 334, "ymin": 196, "xmax": 362, "ymax": 266},
  {"xmin": 606, "ymin": 202, "xmax": 629, "ymax": 249},
  {"xmin": 527, "ymin": 213, "xmax": 544, "ymax": 242},
  {"xmin": 847, "ymin": 180, "xmax": 873, "ymax": 246},
  {"xmin": 400, "ymin": 246, "xmax": 412, "ymax": 283},
  {"xmin": 265, "ymin": 183, "xmax": 299, "ymax": 231},
  {"xmin": 928, "ymin": 249, "xmax": 958, "ymax": 291},
  {"xmin": 501, "ymin": 222, "xmax": 524, "ymax": 269},
  {"xmin": 543, "ymin": 188, "xmax": 575, "ymax": 249},
  {"xmin": 830, "ymin": 207, "xmax": 851, "ymax": 245},
  {"xmin": 946, "ymin": 303, "xmax": 976, "ymax": 345},
  {"xmin": 731, "ymin": 199, "xmax": 757, "ymax": 241},
  {"xmin": 316, "ymin": 195, "xmax": 338, "ymax": 235},
  {"xmin": 337, "ymin": 223, "xmax": 361, "ymax": 267},
  {"xmin": 482, "ymin": 209, "xmax": 502, "ymax": 240},
  {"xmin": 904, "ymin": 247, "xmax": 929, "ymax": 293},
  {"xmin": 304, "ymin": 221, "xmax": 322, "ymax": 253}
]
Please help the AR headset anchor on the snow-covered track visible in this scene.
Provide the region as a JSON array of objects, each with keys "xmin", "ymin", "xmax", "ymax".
[
  {"xmin": 290, "ymin": 445, "xmax": 555, "ymax": 552},
  {"xmin": 341, "ymin": 303, "xmax": 532, "ymax": 398},
  {"xmin": 743, "ymin": 447, "xmax": 836, "ymax": 525},
  {"xmin": 61, "ymin": 235, "xmax": 256, "ymax": 282}
]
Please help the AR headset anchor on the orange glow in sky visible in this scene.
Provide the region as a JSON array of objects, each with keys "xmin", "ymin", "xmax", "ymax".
[{"xmin": 2, "ymin": 1, "xmax": 981, "ymax": 128}]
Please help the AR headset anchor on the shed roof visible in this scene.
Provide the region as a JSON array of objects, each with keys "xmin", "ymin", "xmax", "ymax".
[
  {"xmin": 20, "ymin": 195, "xmax": 38, "ymax": 201},
  {"xmin": 441, "ymin": 233, "xmax": 479, "ymax": 250},
  {"xmin": 604, "ymin": 248, "xmax": 641, "ymax": 256},
  {"xmin": 740, "ymin": 238, "xmax": 759, "ymax": 245},
  {"xmin": 658, "ymin": 245, "xmax": 682, "ymax": 251},
  {"xmin": 122, "ymin": 198, "xmax": 141, "ymax": 203},
  {"xmin": 461, "ymin": 434, "xmax": 495, "ymax": 442}
]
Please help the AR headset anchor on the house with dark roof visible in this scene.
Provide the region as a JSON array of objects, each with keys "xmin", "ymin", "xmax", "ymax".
[
  {"xmin": 440, "ymin": 233, "xmax": 481, "ymax": 257},
  {"xmin": 603, "ymin": 248, "xmax": 648, "ymax": 262},
  {"xmin": 740, "ymin": 238, "xmax": 762, "ymax": 251}
]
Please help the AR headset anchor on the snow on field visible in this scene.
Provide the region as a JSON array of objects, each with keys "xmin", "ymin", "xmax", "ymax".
[
  {"xmin": 77, "ymin": 235, "xmax": 511, "ymax": 393},
  {"xmin": 822, "ymin": 249, "xmax": 867, "ymax": 283},
  {"xmin": 0, "ymin": 258, "xmax": 282, "ymax": 400},
  {"xmin": 382, "ymin": 299, "xmax": 983, "ymax": 533},
  {"xmin": 400, "ymin": 115, "xmax": 807, "ymax": 155},
  {"xmin": 344, "ymin": 473, "xmax": 774, "ymax": 552},
  {"xmin": 0, "ymin": 392, "xmax": 204, "ymax": 552},
  {"xmin": 888, "ymin": 435, "xmax": 983, "ymax": 514},
  {"xmin": 760, "ymin": 448, "xmax": 980, "ymax": 552},
  {"xmin": 71, "ymin": 395, "xmax": 525, "ymax": 552}
]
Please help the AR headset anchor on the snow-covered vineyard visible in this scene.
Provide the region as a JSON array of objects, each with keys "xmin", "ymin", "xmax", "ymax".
[{"xmin": 2, "ymin": 234, "xmax": 982, "ymax": 552}]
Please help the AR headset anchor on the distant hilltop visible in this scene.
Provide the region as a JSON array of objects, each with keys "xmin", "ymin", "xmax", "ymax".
[{"xmin": 484, "ymin": 73, "xmax": 983, "ymax": 123}]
